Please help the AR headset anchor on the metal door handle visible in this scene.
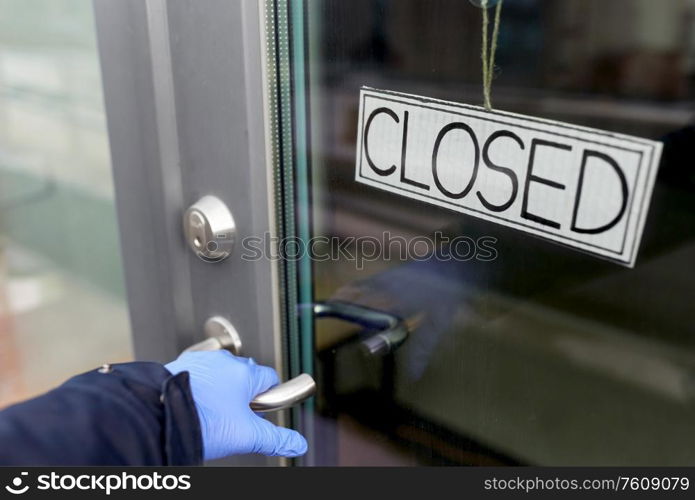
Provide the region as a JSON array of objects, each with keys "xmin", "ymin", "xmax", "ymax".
[
  {"xmin": 185, "ymin": 316, "xmax": 316, "ymax": 412},
  {"xmin": 302, "ymin": 301, "xmax": 409, "ymax": 356},
  {"xmin": 248, "ymin": 373, "xmax": 316, "ymax": 412}
]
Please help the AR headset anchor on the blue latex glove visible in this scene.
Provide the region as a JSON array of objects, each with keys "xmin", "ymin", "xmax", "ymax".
[{"xmin": 165, "ymin": 350, "xmax": 308, "ymax": 461}]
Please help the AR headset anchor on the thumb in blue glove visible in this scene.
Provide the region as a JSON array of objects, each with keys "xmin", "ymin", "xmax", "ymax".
[{"xmin": 165, "ymin": 350, "xmax": 308, "ymax": 461}]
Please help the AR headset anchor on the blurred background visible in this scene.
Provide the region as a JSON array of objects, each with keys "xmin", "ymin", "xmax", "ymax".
[{"xmin": 0, "ymin": 0, "xmax": 131, "ymax": 409}]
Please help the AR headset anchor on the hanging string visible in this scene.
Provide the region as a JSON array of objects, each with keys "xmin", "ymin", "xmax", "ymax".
[{"xmin": 480, "ymin": 0, "xmax": 503, "ymax": 110}]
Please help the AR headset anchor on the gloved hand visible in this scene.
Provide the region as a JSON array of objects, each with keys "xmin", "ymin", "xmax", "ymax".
[{"xmin": 165, "ymin": 350, "xmax": 308, "ymax": 461}]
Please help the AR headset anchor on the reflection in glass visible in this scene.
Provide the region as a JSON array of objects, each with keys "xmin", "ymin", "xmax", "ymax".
[{"xmin": 283, "ymin": 0, "xmax": 695, "ymax": 465}]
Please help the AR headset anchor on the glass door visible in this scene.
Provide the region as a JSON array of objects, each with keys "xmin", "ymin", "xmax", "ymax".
[
  {"xmin": 0, "ymin": 0, "xmax": 132, "ymax": 410},
  {"xmin": 270, "ymin": 0, "xmax": 695, "ymax": 465}
]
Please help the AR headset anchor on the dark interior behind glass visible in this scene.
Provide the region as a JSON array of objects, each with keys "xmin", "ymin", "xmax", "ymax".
[{"xmin": 303, "ymin": 0, "xmax": 695, "ymax": 465}]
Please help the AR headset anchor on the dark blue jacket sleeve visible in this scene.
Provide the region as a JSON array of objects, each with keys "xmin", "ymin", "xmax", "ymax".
[{"xmin": 0, "ymin": 362, "xmax": 203, "ymax": 466}]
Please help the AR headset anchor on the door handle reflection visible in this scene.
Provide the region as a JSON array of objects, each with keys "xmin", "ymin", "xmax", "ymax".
[{"xmin": 303, "ymin": 301, "xmax": 410, "ymax": 356}]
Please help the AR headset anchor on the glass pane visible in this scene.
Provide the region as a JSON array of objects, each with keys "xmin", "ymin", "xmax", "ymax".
[
  {"xmin": 271, "ymin": 0, "xmax": 695, "ymax": 465},
  {"xmin": 0, "ymin": 0, "xmax": 132, "ymax": 408}
]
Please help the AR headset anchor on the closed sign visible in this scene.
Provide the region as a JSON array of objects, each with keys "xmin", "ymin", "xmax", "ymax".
[{"xmin": 355, "ymin": 87, "xmax": 662, "ymax": 267}]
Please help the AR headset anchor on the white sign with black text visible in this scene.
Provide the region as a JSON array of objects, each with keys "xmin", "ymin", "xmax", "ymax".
[{"xmin": 355, "ymin": 87, "xmax": 662, "ymax": 266}]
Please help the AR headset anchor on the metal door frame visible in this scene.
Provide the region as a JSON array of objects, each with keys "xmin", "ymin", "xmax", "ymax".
[{"xmin": 93, "ymin": 0, "xmax": 285, "ymax": 465}]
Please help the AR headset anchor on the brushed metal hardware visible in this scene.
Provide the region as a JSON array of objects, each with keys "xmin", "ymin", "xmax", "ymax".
[
  {"xmin": 185, "ymin": 316, "xmax": 316, "ymax": 412},
  {"xmin": 183, "ymin": 196, "xmax": 236, "ymax": 262}
]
